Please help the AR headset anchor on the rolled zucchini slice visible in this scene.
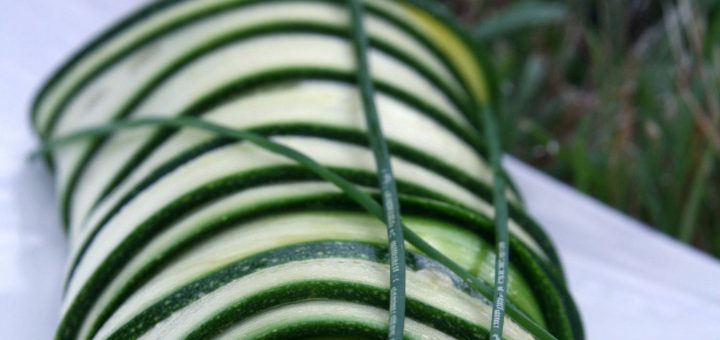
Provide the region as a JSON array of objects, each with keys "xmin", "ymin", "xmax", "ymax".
[{"xmin": 34, "ymin": 0, "xmax": 583, "ymax": 339}]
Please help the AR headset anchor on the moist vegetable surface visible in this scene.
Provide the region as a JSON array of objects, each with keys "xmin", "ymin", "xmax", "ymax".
[{"xmin": 33, "ymin": 0, "xmax": 583, "ymax": 339}]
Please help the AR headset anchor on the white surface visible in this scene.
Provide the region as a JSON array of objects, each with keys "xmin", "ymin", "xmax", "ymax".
[{"xmin": 0, "ymin": 1, "xmax": 719, "ymax": 339}]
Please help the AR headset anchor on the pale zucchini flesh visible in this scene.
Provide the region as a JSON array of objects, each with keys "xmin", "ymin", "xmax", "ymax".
[{"xmin": 34, "ymin": 0, "xmax": 582, "ymax": 339}]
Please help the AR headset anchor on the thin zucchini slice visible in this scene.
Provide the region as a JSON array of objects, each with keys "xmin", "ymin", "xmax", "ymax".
[
  {"xmin": 34, "ymin": 0, "xmax": 582, "ymax": 339},
  {"xmin": 56, "ymin": 31, "xmax": 465, "ymax": 229},
  {"xmin": 95, "ymin": 242, "xmax": 535, "ymax": 340},
  {"xmin": 69, "ymin": 79, "xmax": 482, "ymax": 238}
]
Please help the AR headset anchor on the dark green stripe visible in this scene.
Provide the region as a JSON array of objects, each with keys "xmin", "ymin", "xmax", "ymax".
[
  {"xmin": 233, "ymin": 319, "xmax": 394, "ymax": 340},
  {"xmin": 241, "ymin": 318, "xmax": 390, "ymax": 340},
  {"xmin": 399, "ymin": 0, "xmax": 525, "ymax": 202},
  {"xmin": 61, "ymin": 177, "xmax": 458, "ymax": 340},
  {"xmin": 105, "ymin": 241, "xmax": 393, "ymax": 339},
  {"xmin": 65, "ymin": 124, "xmax": 487, "ymax": 289},
  {"xmin": 103, "ymin": 241, "xmax": 486, "ymax": 339},
  {"xmin": 36, "ymin": 2, "xmax": 503, "ymax": 234},
  {"xmin": 31, "ymin": 0, "xmax": 186, "ymax": 131},
  {"xmin": 41, "ymin": 117, "xmax": 564, "ymax": 340},
  {"xmin": 61, "ymin": 47, "xmax": 476, "ymax": 228},
  {"xmin": 362, "ymin": 1, "xmax": 480, "ymax": 117},
  {"xmin": 68, "ymin": 124, "xmax": 556, "ymax": 294},
  {"xmin": 65, "ymin": 159, "xmax": 465, "ymax": 291},
  {"xmin": 67, "ymin": 193, "xmax": 559, "ymax": 340},
  {"xmin": 534, "ymin": 250, "xmax": 585, "ymax": 340},
  {"xmin": 66, "ymin": 124, "xmax": 561, "ymax": 304},
  {"xmin": 33, "ymin": 0, "xmax": 474, "ymax": 137},
  {"xmin": 187, "ymin": 283, "xmax": 485, "ymax": 340},
  {"xmin": 32, "ymin": 0, "xmax": 580, "ymax": 338},
  {"xmin": 84, "ymin": 71, "xmax": 483, "ymax": 229},
  {"xmin": 83, "ymin": 121, "xmax": 558, "ymax": 275}
]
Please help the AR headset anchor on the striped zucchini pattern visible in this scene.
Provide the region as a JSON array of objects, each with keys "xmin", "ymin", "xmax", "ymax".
[{"xmin": 33, "ymin": 0, "xmax": 583, "ymax": 339}]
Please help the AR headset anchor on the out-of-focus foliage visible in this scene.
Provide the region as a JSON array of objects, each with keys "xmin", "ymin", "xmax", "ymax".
[{"xmin": 448, "ymin": 0, "xmax": 720, "ymax": 257}]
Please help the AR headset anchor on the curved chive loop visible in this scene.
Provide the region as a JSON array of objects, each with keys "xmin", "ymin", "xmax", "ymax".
[
  {"xmin": 34, "ymin": 117, "xmax": 558, "ymax": 340},
  {"xmin": 481, "ymin": 106, "xmax": 510, "ymax": 339},
  {"xmin": 348, "ymin": 0, "xmax": 406, "ymax": 338}
]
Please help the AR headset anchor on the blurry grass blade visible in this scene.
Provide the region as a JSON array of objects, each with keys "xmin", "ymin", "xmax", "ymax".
[
  {"xmin": 599, "ymin": 0, "xmax": 627, "ymax": 56},
  {"xmin": 634, "ymin": 147, "xmax": 670, "ymax": 233},
  {"xmin": 516, "ymin": 56, "xmax": 547, "ymax": 105},
  {"xmin": 473, "ymin": 2, "xmax": 567, "ymax": 42},
  {"xmin": 504, "ymin": 56, "xmax": 547, "ymax": 146},
  {"xmin": 679, "ymin": 147, "xmax": 715, "ymax": 242}
]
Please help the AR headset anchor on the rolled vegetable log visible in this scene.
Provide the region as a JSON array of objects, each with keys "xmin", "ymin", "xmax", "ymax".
[{"xmin": 32, "ymin": 0, "xmax": 583, "ymax": 339}]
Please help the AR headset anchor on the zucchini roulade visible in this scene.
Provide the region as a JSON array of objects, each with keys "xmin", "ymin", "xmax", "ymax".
[{"xmin": 33, "ymin": 0, "xmax": 583, "ymax": 339}]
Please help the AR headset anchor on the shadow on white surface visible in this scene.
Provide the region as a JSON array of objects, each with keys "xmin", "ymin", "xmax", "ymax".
[
  {"xmin": 506, "ymin": 157, "xmax": 720, "ymax": 340},
  {"xmin": 0, "ymin": 160, "xmax": 66, "ymax": 340}
]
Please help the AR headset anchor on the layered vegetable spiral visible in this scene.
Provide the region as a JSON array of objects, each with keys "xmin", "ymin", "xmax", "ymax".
[{"xmin": 33, "ymin": 0, "xmax": 583, "ymax": 339}]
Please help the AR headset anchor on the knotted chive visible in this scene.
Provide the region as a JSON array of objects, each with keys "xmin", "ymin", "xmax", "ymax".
[
  {"xmin": 33, "ymin": 116, "xmax": 557, "ymax": 340},
  {"xmin": 348, "ymin": 0, "xmax": 406, "ymax": 338},
  {"xmin": 481, "ymin": 106, "xmax": 510, "ymax": 339}
]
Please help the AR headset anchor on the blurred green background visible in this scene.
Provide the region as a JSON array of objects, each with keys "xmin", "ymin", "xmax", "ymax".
[{"xmin": 444, "ymin": 0, "xmax": 720, "ymax": 257}]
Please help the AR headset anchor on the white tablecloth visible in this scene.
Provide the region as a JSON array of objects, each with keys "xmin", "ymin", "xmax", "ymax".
[{"xmin": 1, "ymin": 1, "xmax": 719, "ymax": 339}]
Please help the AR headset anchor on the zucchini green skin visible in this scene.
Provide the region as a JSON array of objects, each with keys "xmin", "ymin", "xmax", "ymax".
[
  {"xmin": 32, "ymin": 0, "xmax": 479, "ymax": 137},
  {"xmin": 41, "ymin": 1, "xmax": 549, "ymax": 282},
  {"xmin": 64, "ymin": 190, "xmax": 571, "ymax": 340},
  {"xmin": 62, "ymin": 131, "xmax": 565, "ymax": 340},
  {"xmin": 228, "ymin": 319, "xmax": 395, "ymax": 340},
  {"xmin": 35, "ymin": 0, "xmax": 521, "ymax": 234},
  {"xmin": 62, "ymin": 64, "xmax": 478, "ymax": 232},
  {"xmin": 53, "ymin": 23, "xmax": 484, "ymax": 225},
  {"xmin": 184, "ymin": 281, "xmax": 473, "ymax": 340},
  {"xmin": 67, "ymin": 122, "xmax": 558, "ymax": 288},
  {"xmin": 66, "ymin": 126, "xmax": 476, "ymax": 284},
  {"xmin": 62, "ymin": 187, "xmax": 504, "ymax": 339},
  {"xmin": 103, "ymin": 241, "xmax": 491, "ymax": 339},
  {"xmin": 54, "ymin": 24, "xmax": 477, "ymax": 230},
  {"xmin": 86, "ymin": 68, "xmax": 482, "ymax": 214},
  {"xmin": 34, "ymin": 0, "xmax": 583, "ymax": 339}
]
